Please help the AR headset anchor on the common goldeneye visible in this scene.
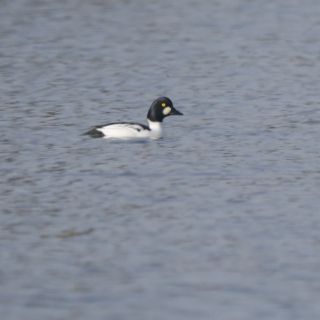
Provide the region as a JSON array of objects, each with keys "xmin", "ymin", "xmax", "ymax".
[{"xmin": 84, "ymin": 97, "xmax": 183, "ymax": 139}]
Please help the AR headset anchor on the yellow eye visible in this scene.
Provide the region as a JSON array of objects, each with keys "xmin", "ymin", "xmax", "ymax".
[{"xmin": 162, "ymin": 103, "xmax": 166, "ymax": 107}]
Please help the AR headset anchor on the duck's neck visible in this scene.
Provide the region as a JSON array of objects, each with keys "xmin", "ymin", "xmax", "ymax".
[{"xmin": 147, "ymin": 120, "xmax": 162, "ymax": 133}]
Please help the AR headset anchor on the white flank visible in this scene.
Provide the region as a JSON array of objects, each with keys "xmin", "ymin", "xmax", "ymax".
[{"xmin": 97, "ymin": 121, "xmax": 162, "ymax": 139}]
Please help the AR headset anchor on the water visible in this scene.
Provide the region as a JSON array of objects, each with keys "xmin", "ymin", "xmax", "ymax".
[{"xmin": 1, "ymin": 0, "xmax": 320, "ymax": 319}]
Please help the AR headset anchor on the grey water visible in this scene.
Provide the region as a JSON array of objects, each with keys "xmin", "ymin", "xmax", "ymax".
[{"xmin": 1, "ymin": 0, "xmax": 320, "ymax": 319}]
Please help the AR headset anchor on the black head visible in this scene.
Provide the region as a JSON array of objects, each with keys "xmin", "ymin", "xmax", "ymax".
[{"xmin": 147, "ymin": 97, "xmax": 183, "ymax": 122}]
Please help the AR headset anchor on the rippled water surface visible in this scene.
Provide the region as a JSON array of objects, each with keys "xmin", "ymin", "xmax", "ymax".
[{"xmin": 2, "ymin": 0, "xmax": 320, "ymax": 319}]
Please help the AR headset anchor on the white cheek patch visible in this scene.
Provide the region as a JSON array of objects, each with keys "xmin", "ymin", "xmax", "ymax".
[{"xmin": 163, "ymin": 107, "xmax": 172, "ymax": 115}]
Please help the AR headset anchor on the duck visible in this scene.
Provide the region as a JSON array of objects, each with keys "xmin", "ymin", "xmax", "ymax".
[{"xmin": 84, "ymin": 97, "xmax": 183, "ymax": 139}]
